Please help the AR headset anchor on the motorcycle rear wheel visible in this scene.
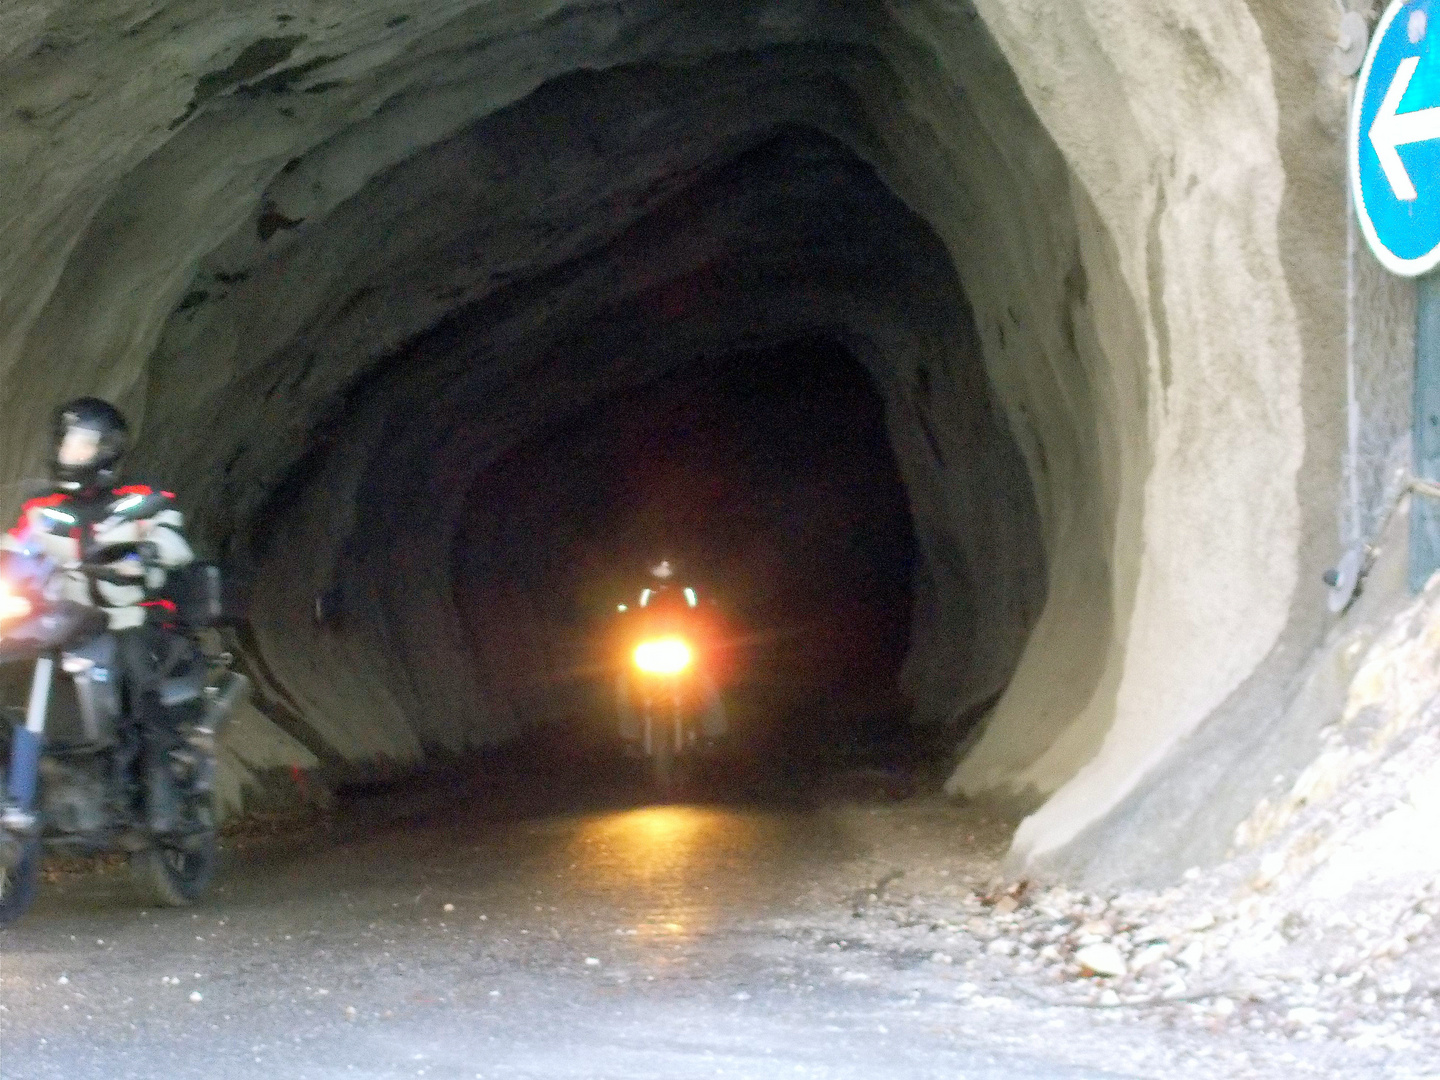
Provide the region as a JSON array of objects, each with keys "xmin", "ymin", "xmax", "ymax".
[
  {"xmin": 130, "ymin": 791, "xmax": 219, "ymax": 906},
  {"xmin": 0, "ymin": 838, "xmax": 41, "ymax": 928},
  {"xmin": 131, "ymin": 832, "xmax": 218, "ymax": 907}
]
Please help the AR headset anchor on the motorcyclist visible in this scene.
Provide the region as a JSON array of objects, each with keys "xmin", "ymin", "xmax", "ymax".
[
  {"xmin": 1, "ymin": 398, "xmax": 195, "ymax": 831},
  {"xmin": 628, "ymin": 558, "xmax": 691, "ymax": 613},
  {"xmin": 614, "ymin": 558, "xmax": 727, "ymax": 745}
]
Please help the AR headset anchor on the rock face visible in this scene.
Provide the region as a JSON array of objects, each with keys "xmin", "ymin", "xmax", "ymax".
[{"xmin": 0, "ymin": 1, "xmax": 1410, "ymax": 883}]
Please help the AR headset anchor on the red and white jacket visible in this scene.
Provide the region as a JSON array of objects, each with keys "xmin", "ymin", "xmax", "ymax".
[{"xmin": 2, "ymin": 485, "xmax": 194, "ymax": 630}]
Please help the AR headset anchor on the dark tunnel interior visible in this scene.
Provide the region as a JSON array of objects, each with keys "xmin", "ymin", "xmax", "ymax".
[{"xmin": 446, "ymin": 335, "xmax": 923, "ymax": 793}]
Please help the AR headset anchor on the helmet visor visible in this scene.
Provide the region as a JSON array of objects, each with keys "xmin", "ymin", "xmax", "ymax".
[{"xmin": 57, "ymin": 426, "xmax": 103, "ymax": 468}]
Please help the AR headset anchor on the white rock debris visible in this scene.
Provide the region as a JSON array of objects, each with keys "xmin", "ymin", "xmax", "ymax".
[
  {"xmin": 806, "ymin": 590, "xmax": 1440, "ymax": 1057},
  {"xmin": 1073, "ymin": 943, "xmax": 1127, "ymax": 978}
]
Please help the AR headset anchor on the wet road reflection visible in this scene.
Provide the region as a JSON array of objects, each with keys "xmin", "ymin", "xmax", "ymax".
[
  {"xmin": 567, "ymin": 806, "xmax": 795, "ymax": 942},
  {"xmin": 0, "ymin": 793, "xmax": 1126, "ymax": 1080}
]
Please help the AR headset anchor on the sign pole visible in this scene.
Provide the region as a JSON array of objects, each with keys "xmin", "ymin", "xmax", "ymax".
[{"xmin": 1413, "ymin": 272, "xmax": 1440, "ymax": 591}]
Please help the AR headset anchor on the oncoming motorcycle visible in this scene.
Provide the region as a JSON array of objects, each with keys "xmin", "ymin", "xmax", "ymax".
[
  {"xmin": 0, "ymin": 490, "xmax": 249, "ymax": 926},
  {"xmin": 623, "ymin": 627, "xmax": 727, "ymax": 791},
  {"xmin": 630, "ymin": 633, "xmax": 699, "ymax": 790}
]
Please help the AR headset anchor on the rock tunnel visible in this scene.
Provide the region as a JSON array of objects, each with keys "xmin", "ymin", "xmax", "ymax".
[{"xmin": 0, "ymin": 0, "xmax": 1397, "ymax": 888}]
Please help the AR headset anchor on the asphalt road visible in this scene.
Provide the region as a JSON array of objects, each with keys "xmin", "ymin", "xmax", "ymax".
[{"xmin": 0, "ymin": 773, "xmax": 1161, "ymax": 1080}]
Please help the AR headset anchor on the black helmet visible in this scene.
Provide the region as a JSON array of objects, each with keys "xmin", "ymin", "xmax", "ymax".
[{"xmin": 51, "ymin": 397, "xmax": 128, "ymax": 488}]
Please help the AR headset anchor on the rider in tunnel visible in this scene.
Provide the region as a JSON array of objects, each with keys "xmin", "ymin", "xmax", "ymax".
[
  {"xmin": 614, "ymin": 558, "xmax": 727, "ymax": 745},
  {"xmin": 1, "ymin": 398, "xmax": 197, "ymax": 832}
]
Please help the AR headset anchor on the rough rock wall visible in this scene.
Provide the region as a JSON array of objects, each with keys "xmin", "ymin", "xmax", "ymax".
[
  {"xmin": 0, "ymin": 0, "xmax": 1387, "ymax": 880},
  {"xmin": 1004, "ymin": 0, "xmax": 1387, "ymax": 884},
  {"xmin": 954, "ymin": 0, "xmax": 1309, "ymax": 869}
]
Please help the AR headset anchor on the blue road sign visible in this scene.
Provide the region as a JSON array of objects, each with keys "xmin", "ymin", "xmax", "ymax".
[{"xmin": 1352, "ymin": 0, "xmax": 1440, "ymax": 277}]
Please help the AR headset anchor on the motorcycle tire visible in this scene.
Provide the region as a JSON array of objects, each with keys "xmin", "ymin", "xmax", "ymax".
[
  {"xmin": 131, "ymin": 831, "xmax": 218, "ymax": 907},
  {"xmin": 130, "ymin": 791, "xmax": 219, "ymax": 907},
  {"xmin": 0, "ymin": 837, "xmax": 41, "ymax": 928}
]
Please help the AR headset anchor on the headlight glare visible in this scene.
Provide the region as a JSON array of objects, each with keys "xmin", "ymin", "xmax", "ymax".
[
  {"xmin": 0, "ymin": 581, "xmax": 31, "ymax": 622},
  {"xmin": 633, "ymin": 636, "xmax": 693, "ymax": 675}
]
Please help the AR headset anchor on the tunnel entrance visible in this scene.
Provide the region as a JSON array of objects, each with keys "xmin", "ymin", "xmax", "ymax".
[
  {"xmin": 7, "ymin": 0, "xmax": 1341, "ymax": 884},
  {"xmin": 449, "ymin": 334, "xmax": 926, "ymax": 793}
]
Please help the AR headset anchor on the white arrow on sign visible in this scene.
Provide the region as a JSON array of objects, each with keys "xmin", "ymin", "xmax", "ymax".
[{"xmin": 1370, "ymin": 54, "xmax": 1440, "ymax": 201}]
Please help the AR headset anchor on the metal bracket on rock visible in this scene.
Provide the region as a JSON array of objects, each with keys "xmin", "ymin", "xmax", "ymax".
[{"xmin": 1326, "ymin": 474, "xmax": 1440, "ymax": 612}]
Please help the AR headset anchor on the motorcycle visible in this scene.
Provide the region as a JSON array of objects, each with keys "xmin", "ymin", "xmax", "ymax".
[
  {"xmin": 0, "ymin": 490, "xmax": 249, "ymax": 926},
  {"xmin": 632, "ymin": 634, "xmax": 692, "ymax": 789},
  {"xmin": 626, "ymin": 632, "xmax": 722, "ymax": 790}
]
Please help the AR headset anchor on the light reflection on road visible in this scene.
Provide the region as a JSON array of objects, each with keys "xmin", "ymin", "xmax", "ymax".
[{"xmin": 566, "ymin": 805, "xmax": 785, "ymax": 942}]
